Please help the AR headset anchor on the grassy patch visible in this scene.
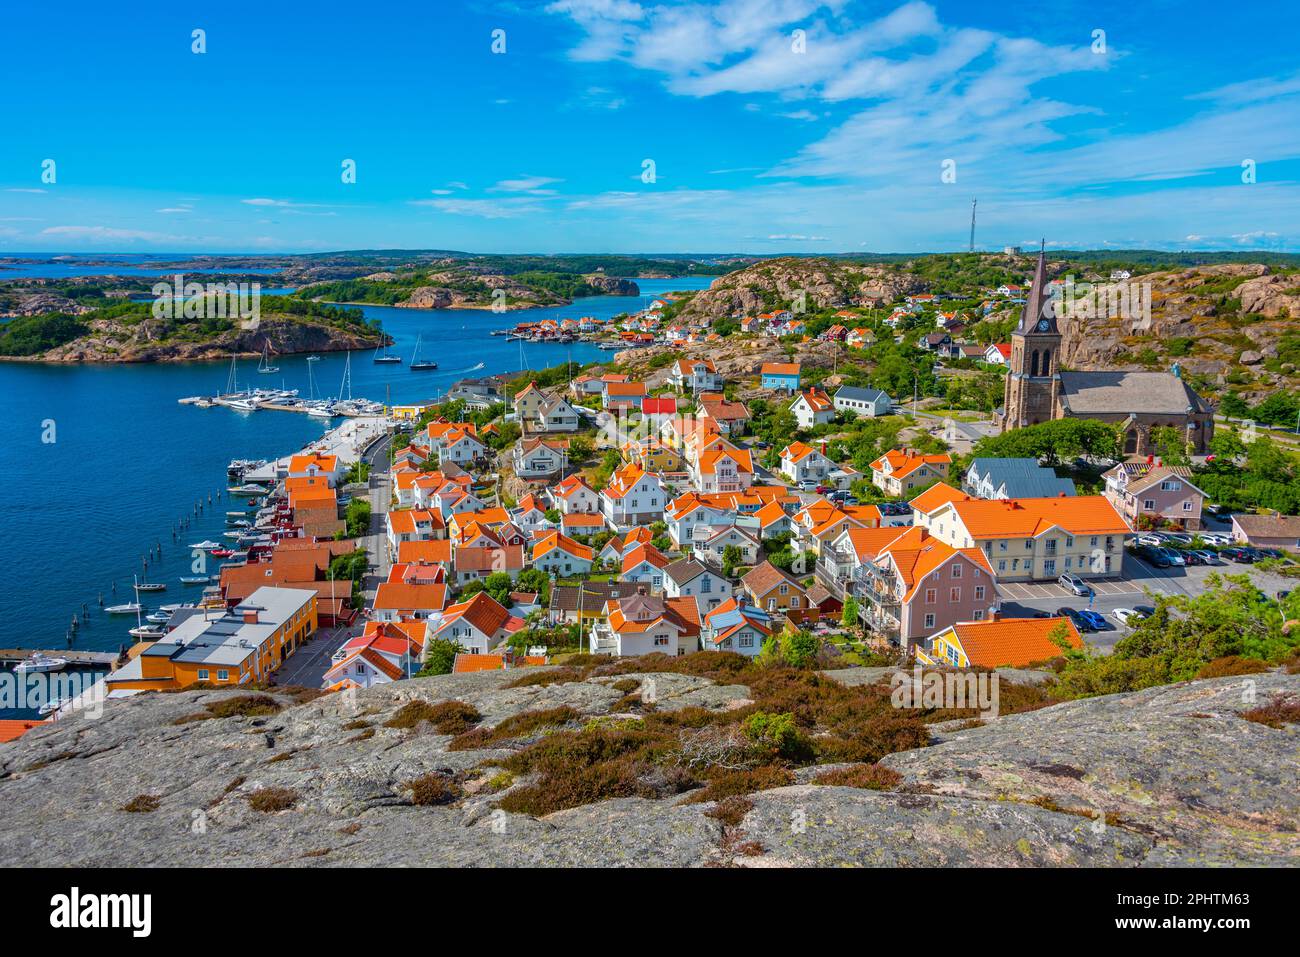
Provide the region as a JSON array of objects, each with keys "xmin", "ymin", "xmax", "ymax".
[
  {"xmin": 1196, "ymin": 656, "xmax": 1272, "ymax": 680},
  {"xmin": 121, "ymin": 794, "xmax": 161, "ymax": 813},
  {"xmin": 248, "ymin": 787, "xmax": 299, "ymax": 812},
  {"xmin": 1240, "ymin": 692, "xmax": 1300, "ymax": 729},
  {"xmin": 383, "ymin": 699, "xmax": 482, "ymax": 734},
  {"xmin": 448, "ymin": 706, "xmax": 581, "ymax": 751},
  {"xmin": 811, "ymin": 763, "xmax": 903, "ymax": 790},
  {"xmin": 404, "ymin": 772, "xmax": 463, "ymax": 806},
  {"xmin": 173, "ymin": 693, "xmax": 283, "ymax": 725}
]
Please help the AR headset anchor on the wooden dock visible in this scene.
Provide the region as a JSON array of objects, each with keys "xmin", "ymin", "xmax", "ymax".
[{"xmin": 0, "ymin": 649, "xmax": 120, "ymax": 667}]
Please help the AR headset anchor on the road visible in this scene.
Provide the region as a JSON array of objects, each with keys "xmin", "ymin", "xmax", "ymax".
[{"xmin": 277, "ymin": 428, "xmax": 392, "ymax": 689}]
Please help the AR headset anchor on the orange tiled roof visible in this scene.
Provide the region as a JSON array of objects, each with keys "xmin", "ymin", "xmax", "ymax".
[
  {"xmin": 945, "ymin": 495, "xmax": 1132, "ymax": 538},
  {"xmin": 870, "ymin": 448, "xmax": 952, "ymax": 480},
  {"xmin": 761, "ymin": 362, "xmax": 800, "ymax": 376},
  {"xmin": 533, "ymin": 531, "xmax": 595, "ymax": 562},
  {"xmin": 373, "ymin": 581, "xmax": 448, "ymax": 613},
  {"xmin": 947, "ymin": 617, "xmax": 1083, "ymax": 668},
  {"xmin": 909, "ymin": 482, "xmax": 971, "ymax": 515},
  {"xmin": 798, "ymin": 388, "xmax": 833, "ymax": 412},
  {"xmin": 0, "ymin": 719, "xmax": 43, "ymax": 743},
  {"xmin": 781, "ymin": 441, "xmax": 823, "ymax": 464},
  {"xmin": 397, "ymin": 539, "xmax": 452, "ymax": 564},
  {"xmin": 877, "ymin": 526, "xmax": 993, "ymax": 602}
]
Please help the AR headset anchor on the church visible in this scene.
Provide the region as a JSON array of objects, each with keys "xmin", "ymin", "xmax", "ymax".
[{"xmin": 996, "ymin": 245, "xmax": 1214, "ymax": 455}]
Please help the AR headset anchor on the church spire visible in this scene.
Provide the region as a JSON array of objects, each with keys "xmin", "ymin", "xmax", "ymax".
[{"xmin": 1017, "ymin": 239, "xmax": 1057, "ymax": 333}]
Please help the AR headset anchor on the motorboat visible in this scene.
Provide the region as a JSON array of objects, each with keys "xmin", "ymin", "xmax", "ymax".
[
  {"xmin": 129, "ymin": 625, "xmax": 166, "ymax": 639},
  {"xmin": 306, "ymin": 355, "xmax": 321, "ymax": 362},
  {"xmin": 210, "ymin": 548, "xmax": 234, "ymax": 558},
  {"xmin": 158, "ymin": 604, "xmax": 186, "ymax": 613},
  {"xmin": 104, "ymin": 603, "xmax": 142, "ymax": 615},
  {"xmin": 13, "ymin": 653, "xmax": 68, "ymax": 674},
  {"xmin": 230, "ymin": 483, "xmax": 269, "ymax": 495},
  {"xmin": 227, "ymin": 398, "xmax": 260, "ymax": 412},
  {"xmin": 222, "ymin": 530, "xmax": 244, "ymax": 540},
  {"xmin": 180, "ymin": 575, "xmax": 208, "ymax": 585},
  {"xmin": 189, "ymin": 540, "xmax": 222, "ymax": 550},
  {"xmin": 135, "ymin": 582, "xmax": 166, "ymax": 593},
  {"xmin": 146, "ymin": 611, "xmax": 171, "ymax": 624},
  {"xmin": 38, "ymin": 698, "xmax": 70, "ymax": 716}
]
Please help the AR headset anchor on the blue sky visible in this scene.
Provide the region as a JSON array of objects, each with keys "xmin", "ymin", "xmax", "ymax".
[{"xmin": 2, "ymin": 0, "xmax": 1299, "ymax": 253}]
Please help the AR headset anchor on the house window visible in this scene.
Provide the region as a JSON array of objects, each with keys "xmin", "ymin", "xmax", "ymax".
[
  {"xmin": 1143, "ymin": 499, "xmax": 1155, "ymax": 510},
  {"xmin": 217, "ymin": 670, "xmax": 229, "ymax": 681},
  {"xmin": 197, "ymin": 669, "xmax": 209, "ymax": 681},
  {"xmin": 701, "ymin": 578, "xmax": 712, "ymax": 593},
  {"xmin": 1044, "ymin": 559, "xmax": 1056, "ymax": 574},
  {"xmin": 974, "ymin": 585, "xmax": 985, "ymax": 600},
  {"xmin": 925, "ymin": 588, "xmax": 936, "ymax": 603},
  {"xmin": 1183, "ymin": 501, "xmax": 1193, "ymax": 511},
  {"xmin": 767, "ymin": 598, "xmax": 776, "ymax": 611},
  {"xmin": 950, "ymin": 586, "xmax": 961, "ymax": 601},
  {"xmin": 972, "ymin": 609, "xmax": 984, "ymax": 621},
  {"xmin": 951, "ymin": 564, "xmax": 962, "ymax": 578},
  {"xmin": 998, "ymin": 560, "xmax": 1006, "ymax": 572},
  {"xmin": 924, "ymin": 613, "xmax": 935, "ymax": 629}
]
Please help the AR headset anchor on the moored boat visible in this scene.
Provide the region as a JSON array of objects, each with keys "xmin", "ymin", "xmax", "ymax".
[
  {"xmin": 180, "ymin": 576, "xmax": 208, "ymax": 584},
  {"xmin": 104, "ymin": 603, "xmax": 142, "ymax": 615},
  {"xmin": 13, "ymin": 653, "xmax": 68, "ymax": 674},
  {"xmin": 135, "ymin": 582, "xmax": 166, "ymax": 592},
  {"xmin": 129, "ymin": 625, "xmax": 166, "ymax": 639}
]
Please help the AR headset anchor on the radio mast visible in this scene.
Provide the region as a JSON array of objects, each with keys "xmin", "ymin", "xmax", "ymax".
[{"xmin": 969, "ymin": 198, "xmax": 977, "ymax": 253}]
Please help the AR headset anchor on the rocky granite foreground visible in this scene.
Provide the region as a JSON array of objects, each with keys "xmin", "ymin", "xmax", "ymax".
[{"xmin": 0, "ymin": 670, "xmax": 1294, "ymax": 867}]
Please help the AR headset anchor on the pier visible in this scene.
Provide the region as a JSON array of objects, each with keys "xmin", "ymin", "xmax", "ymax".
[{"xmin": 0, "ymin": 649, "xmax": 120, "ymax": 667}]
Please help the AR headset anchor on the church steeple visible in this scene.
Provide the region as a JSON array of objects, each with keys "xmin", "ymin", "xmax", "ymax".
[{"xmin": 1017, "ymin": 239, "xmax": 1057, "ymax": 335}]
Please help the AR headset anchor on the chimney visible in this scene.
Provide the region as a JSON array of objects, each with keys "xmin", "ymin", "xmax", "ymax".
[{"xmin": 242, "ymin": 608, "xmax": 260, "ymax": 625}]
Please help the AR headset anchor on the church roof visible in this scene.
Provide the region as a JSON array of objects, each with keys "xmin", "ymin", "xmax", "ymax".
[
  {"xmin": 1017, "ymin": 241, "xmax": 1057, "ymax": 334},
  {"xmin": 1057, "ymin": 371, "xmax": 1209, "ymax": 416}
]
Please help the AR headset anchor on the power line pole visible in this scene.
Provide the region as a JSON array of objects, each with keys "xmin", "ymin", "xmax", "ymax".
[{"xmin": 969, "ymin": 198, "xmax": 977, "ymax": 253}]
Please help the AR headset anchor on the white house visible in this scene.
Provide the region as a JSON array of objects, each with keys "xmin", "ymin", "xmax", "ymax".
[
  {"xmin": 619, "ymin": 544, "xmax": 673, "ymax": 591},
  {"xmin": 426, "ymin": 593, "xmax": 522, "ymax": 655},
  {"xmin": 701, "ymin": 598, "xmax": 774, "ymax": 657},
  {"xmin": 513, "ymin": 436, "xmax": 569, "ymax": 478},
  {"xmin": 779, "ymin": 441, "xmax": 835, "ymax": 486},
  {"xmin": 601, "ymin": 464, "xmax": 666, "ymax": 529},
  {"xmin": 551, "ymin": 474, "xmax": 601, "ymax": 514},
  {"xmin": 662, "ymin": 558, "xmax": 732, "ymax": 614},
  {"xmin": 832, "ymin": 386, "xmax": 892, "ymax": 418},
  {"xmin": 670, "ymin": 357, "xmax": 723, "ymax": 393},
  {"xmin": 790, "ymin": 388, "xmax": 835, "ymax": 429},
  {"xmin": 691, "ymin": 523, "xmax": 761, "ymax": 565},
  {"xmin": 693, "ymin": 444, "xmax": 753, "ymax": 495},
  {"xmin": 588, "ymin": 591, "xmax": 701, "ymax": 657},
  {"xmin": 531, "ymin": 531, "xmax": 595, "ymax": 577},
  {"xmin": 535, "ymin": 396, "xmax": 581, "ymax": 433},
  {"xmin": 666, "ymin": 493, "xmax": 736, "ymax": 547}
]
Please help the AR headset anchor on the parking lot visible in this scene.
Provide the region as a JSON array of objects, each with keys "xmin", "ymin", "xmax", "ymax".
[{"xmin": 997, "ymin": 552, "xmax": 1296, "ymax": 651}]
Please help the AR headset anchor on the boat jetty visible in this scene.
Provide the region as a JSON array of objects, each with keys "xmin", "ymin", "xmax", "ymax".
[{"xmin": 178, "ymin": 351, "xmax": 386, "ymax": 419}]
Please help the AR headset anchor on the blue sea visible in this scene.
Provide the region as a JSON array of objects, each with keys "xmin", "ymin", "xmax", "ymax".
[{"xmin": 0, "ymin": 274, "xmax": 712, "ymax": 669}]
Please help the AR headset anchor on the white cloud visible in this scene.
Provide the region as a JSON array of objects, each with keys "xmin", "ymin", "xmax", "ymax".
[
  {"xmin": 489, "ymin": 175, "xmax": 563, "ymax": 195},
  {"xmin": 5, "ymin": 188, "xmax": 47, "ymax": 194}
]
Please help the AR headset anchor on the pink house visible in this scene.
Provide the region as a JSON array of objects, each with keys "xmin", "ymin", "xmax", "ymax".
[{"xmin": 1102, "ymin": 461, "xmax": 1205, "ymax": 530}]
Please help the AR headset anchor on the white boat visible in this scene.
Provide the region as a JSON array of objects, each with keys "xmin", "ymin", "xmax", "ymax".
[
  {"xmin": 146, "ymin": 612, "xmax": 171, "ymax": 624},
  {"xmin": 158, "ymin": 604, "xmax": 186, "ymax": 613},
  {"xmin": 230, "ymin": 483, "xmax": 269, "ymax": 495},
  {"xmin": 129, "ymin": 625, "xmax": 166, "ymax": 639},
  {"xmin": 38, "ymin": 698, "xmax": 69, "ymax": 716},
  {"xmin": 257, "ymin": 340, "xmax": 280, "ymax": 374},
  {"xmin": 308, "ymin": 404, "xmax": 335, "ymax": 419},
  {"xmin": 222, "ymin": 530, "xmax": 244, "ymax": 540},
  {"xmin": 104, "ymin": 603, "xmax": 142, "ymax": 615},
  {"xmin": 306, "ymin": 355, "xmax": 321, "ymax": 362},
  {"xmin": 180, "ymin": 575, "xmax": 208, "ymax": 585},
  {"xmin": 13, "ymin": 653, "xmax": 68, "ymax": 674},
  {"xmin": 227, "ymin": 398, "xmax": 260, "ymax": 412},
  {"xmin": 189, "ymin": 540, "xmax": 221, "ymax": 550},
  {"xmin": 135, "ymin": 582, "xmax": 166, "ymax": 592}
]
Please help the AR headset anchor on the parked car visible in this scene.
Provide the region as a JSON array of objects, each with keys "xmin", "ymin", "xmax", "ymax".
[
  {"xmin": 1161, "ymin": 548, "xmax": 1186, "ymax": 566},
  {"xmin": 1255, "ymin": 547, "xmax": 1286, "ymax": 560},
  {"xmin": 1200, "ymin": 532, "xmax": 1231, "ymax": 546},
  {"xmin": 1078, "ymin": 609, "xmax": 1109, "ymax": 631},
  {"xmin": 1162, "ymin": 532, "xmax": 1194, "ymax": 546},
  {"xmin": 798, "ymin": 479, "xmax": 818, "ymax": 491},
  {"xmin": 1189, "ymin": 549, "xmax": 1220, "ymax": 565},
  {"xmin": 1112, "ymin": 607, "xmax": 1145, "ymax": 626},
  {"xmin": 1182, "ymin": 550, "xmax": 1206, "ymax": 566},
  {"xmin": 1133, "ymin": 545, "xmax": 1172, "ymax": 568},
  {"xmin": 1221, "ymin": 547, "xmax": 1256, "ymax": 563},
  {"xmin": 1056, "ymin": 606, "xmax": 1094, "ymax": 632},
  {"xmin": 1136, "ymin": 534, "xmax": 1163, "ymax": 547},
  {"xmin": 1057, "ymin": 573, "xmax": 1092, "ymax": 596}
]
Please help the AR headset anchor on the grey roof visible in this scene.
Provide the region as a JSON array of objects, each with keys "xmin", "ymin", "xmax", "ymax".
[
  {"xmin": 1058, "ymin": 371, "xmax": 1209, "ymax": 416},
  {"xmin": 965, "ymin": 458, "xmax": 1076, "ymax": 499},
  {"xmin": 663, "ymin": 557, "xmax": 724, "ymax": 586},
  {"xmin": 834, "ymin": 386, "xmax": 890, "ymax": 403}
]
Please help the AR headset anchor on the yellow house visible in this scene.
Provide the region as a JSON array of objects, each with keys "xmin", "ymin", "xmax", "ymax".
[
  {"xmin": 104, "ymin": 587, "xmax": 318, "ymax": 693},
  {"xmin": 391, "ymin": 403, "xmax": 436, "ymax": 423},
  {"xmin": 916, "ymin": 616, "xmax": 1082, "ymax": 669},
  {"xmin": 622, "ymin": 437, "xmax": 684, "ymax": 473}
]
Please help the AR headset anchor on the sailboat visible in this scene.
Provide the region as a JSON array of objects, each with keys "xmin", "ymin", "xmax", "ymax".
[
  {"xmin": 258, "ymin": 340, "xmax": 280, "ymax": 374},
  {"xmin": 373, "ymin": 343, "xmax": 402, "ymax": 364},
  {"xmin": 409, "ymin": 334, "xmax": 438, "ymax": 370}
]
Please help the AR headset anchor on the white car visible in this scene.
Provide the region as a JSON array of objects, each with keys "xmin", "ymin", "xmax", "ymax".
[{"xmin": 1112, "ymin": 607, "xmax": 1145, "ymax": 626}]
